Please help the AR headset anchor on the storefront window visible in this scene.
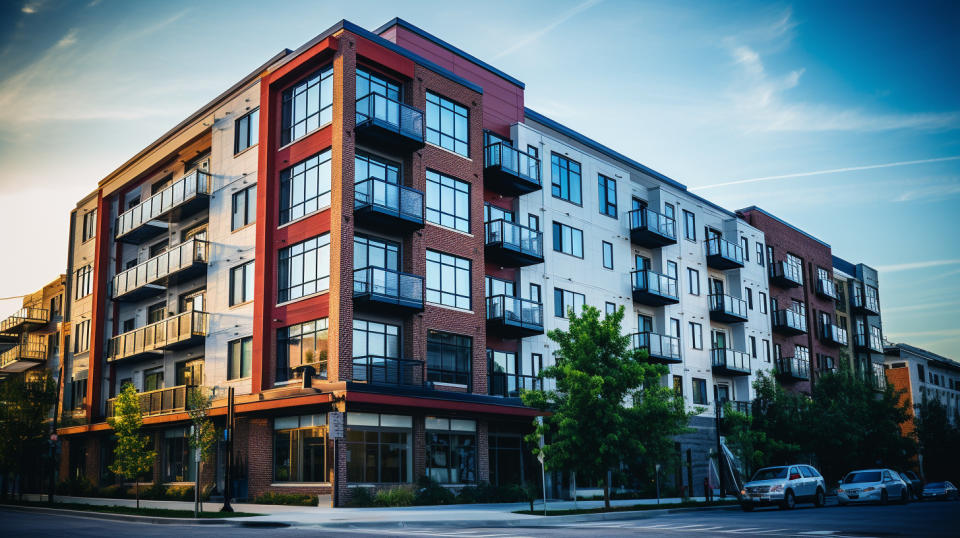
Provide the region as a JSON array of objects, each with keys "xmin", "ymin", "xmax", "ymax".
[
  {"xmin": 425, "ymin": 417, "xmax": 477, "ymax": 484},
  {"xmin": 163, "ymin": 427, "xmax": 196, "ymax": 482},
  {"xmin": 345, "ymin": 413, "xmax": 412, "ymax": 484},
  {"xmin": 273, "ymin": 414, "xmax": 328, "ymax": 483},
  {"xmin": 489, "ymin": 432, "xmax": 525, "ymax": 486}
]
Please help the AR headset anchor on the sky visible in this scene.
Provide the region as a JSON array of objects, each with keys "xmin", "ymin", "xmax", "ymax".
[{"xmin": 0, "ymin": 0, "xmax": 958, "ymax": 357}]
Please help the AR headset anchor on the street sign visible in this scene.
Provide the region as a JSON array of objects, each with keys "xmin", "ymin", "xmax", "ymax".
[
  {"xmin": 537, "ymin": 451, "xmax": 544, "ymax": 464},
  {"xmin": 329, "ymin": 411, "xmax": 344, "ymax": 439}
]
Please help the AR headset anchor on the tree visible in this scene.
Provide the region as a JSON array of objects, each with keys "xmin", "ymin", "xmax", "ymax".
[
  {"xmin": 187, "ymin": 388, "xmax": 216, "ymax": 517},
  {"xmin": 522, "ymin": 305, "xmax": 692, "ymax": 509},
  {"xmin": 914, "ymin": 397, "xmax": 960, "ymax": 484},
  {"xmin": 107, "ymin": 383, "xmax": 156, "ymax": 509},
  {"xmin": 0, "ymin": 371, "xmax": 57, "ymax": 500}
]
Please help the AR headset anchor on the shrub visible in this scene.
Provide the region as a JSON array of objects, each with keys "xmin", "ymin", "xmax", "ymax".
[
  {"xmin": 253, "ymin": 492, "xmax": 318, "ymax": 506},
  {"xmin": 56, "ymin": 476, "xmax": 96, "ymax": 497},
  {"xmin": 457, "ymin": 482, "xmax": 528, "ymax": 504},
  {"xmin": 164, "ymin": 485, "xmax": 194, "ymax": 501},
  {"xmin": 413, "ymin": 476, "xmax": 455, "ymax": 506},
  {"xmin": 374, "ymin": 486, "xmax": 415, "ymax": 507},
  {"xmin": 347, "ymin": 487, "xmax": 375, "ymax": 507},
  {"xmin": 96, "ymin": 484, "xmax": 128, "ymax": 499},
  {"xmin": 139, "ymin": 482, "xmax": 167, "ymax": 500}
]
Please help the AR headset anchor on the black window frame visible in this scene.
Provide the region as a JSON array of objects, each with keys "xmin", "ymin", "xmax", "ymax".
[
  {"xmin": 234, "ymin": 108, "xmax": 259, "ymax": 154},
  {"xmin": 227, "ymin": 336, "xmax": 253, "ymax": 380},
  {"xmin": 277, "ymin": 318, "xmax": 330, "ymax": 382},
  {"xmin": 277, "ymin": 233, "xmax": 330, "ymax": 303},
  {"xmin": 597, "ymin": 174, "xmax": 617, "ymax": 218},
  {"xmin": 601, "ymin": 241, "xmax": 614, "ymax": 269},
  {"xmin": 81, "ymin": 210, "xmax": 97, "ymax": 242},
  {"xmin": 683, "ymin": 210, "xmax": 696, "ymax": 241},
  {"xmin": 426, "ymin": 91, "xmax": 469, "ymax": 157},
  {"xmin": 281, "ymin": 65, "xmax": 334, "ymax": 146},
  {"xmin": 426, "ymin": 250, "xmax": 472, "ymax": 310},
  {"xmin": 279, "ymin": 149, "xmax": 332, "ymax": 225},
  {"xmin": 552, "ymin": 221, "xmax": 584, "ymax": 258},
  {"xmin": 425, "ymin": 170, "xmax": 470, "ymax": 233},
  {"xmin": 229, "ymin": 260, "xmax": 255, "ymax": 306},
  {"xmin": 550, "ymin": 153, "xmax": 582, "ymax": 205},
  {"xmin": 427, "ymin": 330, "xmax": 472, "ymax": 387},
  {"xmin": 231, "ymin": 184, "xmax": 257, "ymax": 231}
]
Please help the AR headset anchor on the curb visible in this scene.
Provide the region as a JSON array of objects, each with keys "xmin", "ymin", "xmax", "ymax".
[{"xmin": 0, "ymin": 504, "xmax": 288, "ymax": 527}]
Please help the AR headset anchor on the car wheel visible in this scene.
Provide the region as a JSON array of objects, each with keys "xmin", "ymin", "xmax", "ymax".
[
  {"xmin": 880, "ymin": 490, "xmax": 889, "ymax": 505},
  {"xmin": 900, "ymin": 489, "xmax": 908, "ymax": 503},
  {"xmin": 741, "ymin": 504, "xmax": 754, "ymax": 512},
  {"xmin": 815, "ymin": 488, "xmax": 825, "ymax": 507},
  {"xmin": 780, "ymin": 490, "xmax": 796, "ymax": 510}
]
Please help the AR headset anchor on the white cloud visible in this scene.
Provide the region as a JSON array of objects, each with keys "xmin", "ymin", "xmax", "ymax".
[
  {"xmin": 492, "ymin": 0, "xmax": 603, "ymax": 60},
  {"xmin": 884, "ymin": 301, "xmax": 960, "ymax": 314},
  {"xmin": 56, "ymin": 29, "xmax": 78, "ymax": 48},
  {"xmin": 876, "ymin": 260, "xmax": 960, "ymax": 273},
  {"xmin": 893, "ymin": 179, "xmax": 960, "ymax": 202}
]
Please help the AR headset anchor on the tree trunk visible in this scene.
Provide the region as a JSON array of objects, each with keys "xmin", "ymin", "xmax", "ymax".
[
  {"xmin": 135, "ymin": 480, "xmax": 140, "ymax": 510},
  {"xmin": 603, "ymin": 472, "xmax": 611, "ymax": 510}
]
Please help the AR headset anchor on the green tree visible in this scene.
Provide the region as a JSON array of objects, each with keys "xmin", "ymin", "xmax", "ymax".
[
  {"xmin": 522, "ymin": 305, "xmax": 692, "ymax": 509},
  {"xmin": 746, "ymin": 372, "xmax": 806, "ymax": 466},
  {"xmin": 187, "ymin": 388, "xmax": 216, "ymax": 517},
  {"xmin": 107, "ymin": 383, "xmax": 156, "ymax": 509},
  {"xmin": 0, "ymin": 371, "xmax": 57, "ymax": 500},
  {"xmin": 914, "ymin": 397, "xmax": 960, "ymax": 484}
]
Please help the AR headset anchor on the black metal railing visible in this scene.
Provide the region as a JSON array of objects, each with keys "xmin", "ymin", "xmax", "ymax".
[
  {"xmin": 705, "ymin": 236, "xmax": 744, "ymax": 266},
  {"xmin": 484, "ymin": 219, "xmax": 543, "ymax": 260},
  {"xmin": 631, "ymin": 332, "xmax": 682, "ymax": 362},
  {"xmin": 0, "ymin": 306, "xmax": 50, "ymax": 333},
  {"xmin": 355, "ymin": 92, "xmax": 424, "ymax": 142},
  {"xmin": 105, "ymin": 384, "xmax": 195, "ymax": 418},
  {"xmin": 353, "ymin": 266, "xmax": 424, "ymax": 308},
  {"xmin": 772, "ymin": 308, "xmax": 807, "ymax": 333},
  {"xmin": 631, "ymin": 269, "xmax": 679, "ymax": 301},
  {"xmin": 354, "ymin": 176, "xmax": 425, "ymax": 223},
  {"xmin": 488, "ymin": 372, "xmax": 541, "ymax": 398},
  {"xmin": 816, "ymin": 278, "xmax": 837, "ymax": 299},
  {"xmin": 726, "ymin": 400, "xmax": 751, "ymax": 415},
  {"xmin": 486, "ymin": 295, "xmax": 544, "ymax": 331},
  {"xmin": 112, "ymin": 239, "xmax": 209, "ymax": 298},
  {"xmin": 352, "ymin": 356, "xmax": 423, "ymax": 386},
  {"xmin": 106, "ymin": 311, "xmax": 208, "ymax": 362},
  {"xmin": 776, "ymin": 356, "xmax": 810, "ymax": 380},
  {"xmin": 821, "ymin": 323, "xmax": 848, "ymax": 346},
  {"xmin": 853, "ymin": 286, "xmax": 881, "ymax": 314},
  {"xmin": 770, "ymin": 261, "xmax": 804, "ymax": 287},
  {"xmin": 709, "ymin": 293, "xmax": 748, "ymax": 320},
  {"xmin": 628, "ymin": 207, "xmax": 676, "ymax": 242},
  {"xmin": 115, "ymin": 170, "xmax": 211, "ymax": 239},
  {"xmin": 711, "ymin": 347, "xmax": 751, "ymax": 374},
  {"xmin": 484, "ymin": 142, "xmax": 541, "ymax": 186}
]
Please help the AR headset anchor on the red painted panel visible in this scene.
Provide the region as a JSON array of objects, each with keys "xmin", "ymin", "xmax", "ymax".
[
  {"xmin": 345, "ymin": 391, "xmax": 543, "ymax": 417},
  {"xmin": 266, "ymin": 36, "xmax": 339, "ymax": 86},
  {"xmin": 85, "ymin": 190, "xmax": 110, "ymax": 422},
  {"xmin": 354, "ymin": 34, "xmax": 415, "ymax": 79}
]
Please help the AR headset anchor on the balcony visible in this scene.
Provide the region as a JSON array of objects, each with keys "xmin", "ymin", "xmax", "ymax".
[
  {"xmin": 769, "ymin": 261, "xmax": 804, "ymax": 288},
  {"xmin": 106, "ymin": 310, "xmax": 208, "ymax": 363},
  {"xmin": 776, "ymin": 356, "xmax": 810, "ymax": 381},
  {"xmin": 484, "ymin": 219, "xmax": 543, "ymax": 267},
  {"xmin": 105, "ymin": 385, "xmax": 195, "ymax": 419},
  {"xmin": 820, "ymin": 323, "xmax": 848, "ymax": 347},
  {"xmin": 353, "ymin": 266, "xmax": 424, "ymax": 313},
  {"xmin": 711, "ymin": 347, "xmax": 751, "ymax": 376},
  {"xmin": 0, "ymin": 340, "xmax": 47, "ymax": 373},
  {"xmin": 0, "ymin": 307, "xmax": 49, "ymax": 342},
  {"xmin": 708, "ymin": 294, "xmax": 748, "ymax": 323},
  {"xmin": 352, "ymin": 356, "xmax": 424, "ymax": 387},
  {"xmin": 628, "ymin": 208, "xmax": 677, "ymax": 248},
  {"xmin": 872, "ymin": 364, "xmax": 887, "ymax": 392},
  {"xmin": 489, "ymin": 372, "xmax": 541, "ymax": 398},
  {"xmin": 355, "ymin": 93, "xmax": 425, "ymax": 153},
  {"xmin": 772, "ymin": 309, "xmax": 807, "ymax": 336},
  {"xmin": 115, "ymin": 170, "xmax": 211, "ymax": 243},
  {"xmin": 852, "ymin": 286, "xmax": 881, "ymax": 316},
  {"xmin": 726, "ymin": 400, "xmax": 751, "ymax": 415},
  {"xmin": 816, "ymin": 278, "xmax": 838, "ymax": 300},
  {"xmin": 112, "ymin": 239, "xmax": 209, "ymax": 301},
  {"xmin": 854, "ymin": 333, "xmax": 884, "ymax": 353},
  {"xmin": 486, "ymin": 295, "xmax": 544, "ymax": 338},
  {"xmin": 483, "ymin": 142, "xmax": 542, "ymax": 196},
  {"xmin": 631, "ymin": 332, "xmax": 682, "ymax": 364},
  {"xmin": 631, "ymin": 269, "xmax": 679, "ymax": 306},
  {"xmin": 705, "ymin": 237, "xmax": 744, "ymax": 270},
  {"xmin": 354, "ymin": 177, "xmax": 425, "ymax": 231}
]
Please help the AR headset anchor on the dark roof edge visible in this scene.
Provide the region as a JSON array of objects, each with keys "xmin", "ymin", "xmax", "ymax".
[
  {"xmin": 888, "ymin": 342, "xmax": 960, "ymax": 370},
  {"xmin": 737, "ymin": 206, "xmax": 831, "ymax": 248},
  {"xmin": 374, "ymin": 17, "xmax": 525, "ymax": 89}
]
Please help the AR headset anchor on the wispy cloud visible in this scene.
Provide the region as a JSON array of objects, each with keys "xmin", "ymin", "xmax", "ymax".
[
  {"xmin": 884, "ymin": 301, "xmax": 960, "ymax": 314},
  {"xmin": 885, "ymin": 328, "xmax": 960, "ymax": 339},
  {"xmin": 492, "ymin": 0, "xmax": 603, "ymax": 60},
  {"xmin": 893, "ymin": 178, "xmax": 960, "ymax": 203},
  {"xmin": 876, "ymin": 259, "xmax": 960, "ymax": 273},
  {"xmin": 21, "ymin": 1, "xmax": 46, "ymax": 14},
  {"xmin": 691, "ymin": 156, "xmax": 960, "ymax": 191}
]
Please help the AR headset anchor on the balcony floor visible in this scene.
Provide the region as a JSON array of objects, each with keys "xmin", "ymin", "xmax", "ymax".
[
  {"xmin": 632, "ymin": 289, "xmax": 680, "ymax": 307},
  {"xmin": 483, "ymin": 166, "xmax": 542, "ymax": 197},
  {"xmin": 630, "ymin": 228, "xmax": 677, "ymax": 249},
  {"xmin": 0, "ymin": 357, "xmax": 44, "ymax": 373},
  {"xmin": 709, "ymin": 311, "xmax": 749, "ymax": 324},
  {"xmin": 485, "ymin": 244, "xmax": 543, "ymax": 268},
  {"xmin": 354, "ymin": 204, "xmax": 424, "ymax": 232},
  {"xmin": 355, "ymin": 119, "xmax": 425, "ymax": 153},
  {"xmin": 712, "ymin": 364, "xmax": 751, "ymax": 377},
  {"xmin": 486, "ymin": 318, "xmax": 544, "ymax": 339},
  {"xmin": 773, "ymin": 324, "xmax": 807, "ymax": 337},
  {"xmin": 353, "ymin": 292, "xmax": 424, "ymax": 314}
]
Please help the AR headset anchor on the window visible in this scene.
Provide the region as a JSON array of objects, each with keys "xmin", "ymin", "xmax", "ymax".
[
  {"xmin": 554, "ymin": 288, "xmax": 585, "ymax": 318},
  {"xmin": 73, "ymin": 320, "xmax": 90, "ymax": 353},
  {"xmin": 426, "ymin": 417, "xmax": 477, "ymax": 484},
  {"xmin": 687, "ymin": 268, "xmax": 700, "ymax": 295},
  {"xmin": 749, "ymin": 336, "xmax": 757, "ymax": 358},
  {"xmin": 485, "ymin": 276, "xmax": 515, "ymax": 298},
  {"xmin": 763, "ymin": 340, "xmax": 771, "ymax": 362},
  {"xmin": 692, "ymin": 378, "xmax": 708, "ymax": 405},
  {"xmin": 426, "ymin": 91, "xmax": 469, "ymax": 156},
  {"xmin": 756, "ymin": 242, "xmax": 764, "ymax": 266},
  {"xmin": 143, "ymin": 368, "xmax": 163, "ymax": 391},
  {"xmin": 231, "ymin": 185, "xmax": 257, "ymax": 230},
  {"xmin": 81, "ymin": 210, "xmax": 97, "ymax": 242},
  {"xmin": 278, "ymin": 233, "xmax": 330, "ymax": 303},
  {"xmin": 281, "ymin": 65, "xmax": 333, "ymax": 145},
  {"xmin": 273, "ymin": 414, "xmax": 327, "ymax": 483},
  {"xmin": 234, "ymin": 108, "xmax": 259, "ymax": 153},
  {"xmin": 683, "ymin": 211, "xmax": 696, "ymax": 241},
  {"xmin": 425, "ymin": 170, "xmax": 470, "ymax": 233},
  {"xmin": 602, "ymin": 241, "xmax": 614, "ymax": 269},
  {"xmin": 741, "ymin": 237, "xmax": 749, "ymax": 261},
  {"xmin": 427, "ymin": 331, "xmax": 472, "ymax": 386},
  {"xmin": 354, "ymin": 235, "xmax": 400, "ymax": 271},
  {"xmin": 670, "ymin": 318, "xmax": 681, "ymax": 339},
  {"xmin": 162, "ymin": 428, "xmax": 196, "ymax": 482},
  {"xmin": 550, "ymin": 153, "xmax": 582, "ymax": 204},
  {"xmin": 605, "ymin": 302, "xmax": 616, "ymax": 316},
  {"xmin": 689, "ymin": 322, "xmax": 703, "ymax": 349},
  {"xmin": 345, "ymin": 413, "xmax": 412, "ymax": 484},
  {"xmin": 673, "ymin": 375, "xmax": 683, "ymax": 396},
  {"xmin": 69, "ymin": 378, "xmax": 86, "ymax": 410},
  {"xmin": 426, "ymin": 250, "xmax": 471, "ymax": 309},
  {"xmin": 276, "ymin": 318, "xmax": 329, "ymax": 382},
  {"xmin": 528, "ymin": 213, "xmax": 540, "ymax": 231},
  {"xmin": 147, "ymin": 302, "xmax": 166, "ymax": 324},
  {"xmin": 552, "ymin": 222, "xmax": 583, "ymax": 258},
  {"xmin": 746, "ymin": 287, "xmax": 753, "ymax": 310},
  {"xmin": 75, "ymin": 265, "xmax": 93, "ymax": 299},
  {"xmin": 227, "ymin": 337, "xmax": 252, "ymax": 380},
  {"xmin": 229, "ymin": 261, "xmax": 255, "ymax": 306},
  {"xmin": 529, "ymin": 283, "xmax": 541, "ymax": 303},
  {"xmin": 917, "ymin": 364, "xmax": 925, "ymax": 382},
  {"xmin": 353, "ymin": 319, "xmax": 399, "ymax": 359},
  {"xmin": 279, "ymin": 149, "xmax": 332, "ymax": 224},
  {"xmin": 759, "ymin": 292, "xmax": 768, "ymax": 314},
  {"xmin": 597, "ymin": 174, "xmax": 617, "ymax": 217},
  {"xmin": 484, "ymin": 203, "xmax": 513, "ymax": 223},
  {"xmin": 356, "ymin": 68, "xmax": 400, "ymax": 100}
]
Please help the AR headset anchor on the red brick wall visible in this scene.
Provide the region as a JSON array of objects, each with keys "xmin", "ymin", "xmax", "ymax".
[{"xmin": 886, "ymin": 366, "xmax": 915, "ymax": 437}]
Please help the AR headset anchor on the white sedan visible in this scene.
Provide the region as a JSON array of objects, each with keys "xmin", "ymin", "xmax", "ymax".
[{"xmin": 837, "ymin": 468, "xmax": 910, "ymax": 505}]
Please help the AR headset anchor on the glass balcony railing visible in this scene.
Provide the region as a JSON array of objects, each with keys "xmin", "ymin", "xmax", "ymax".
[
  {"xmin": 631, "ymin": 269, "xmax": 679, "ymax": 305},
  {"xmin": 711, "ymin": 347, "xmax": 751, "ymax": 375},
  {"xmin": 353, "ymin": 266, "xmax": 424, "ymax": 310},
  {"xmin": 772, "ymin": 308, "xmax": 807, "ymax": 335},
  {"xmin": 852, "ymin": 285, "xmax": 881, "ymax": 315},
  {"xmin": 105, "ymin": 384, "xmax": 195, "ymax": 418},
  {"xmin": 776, "ymin": 356, "xmax": 810, "ymax": 380},
  {"xmin": 354, "ymin": 176, "xmax": 425, "ymax": 227},
  {"xmin": 854, "ymin": 333, "xmax": 884, "ymax": 353},
  {"xmin": 488, "ymin": 371, "xmax": 541, "ymax": 398},
  {"xmin": 709, "ymin": 293, "xmax": 748, "ymax": 322},
  {"xmin": 770, "ymin": 261, "xmax": 804, "ymax": 288},
  {"xmin": 628, "ymin": 207, "xmax": 677, "ymax": 247},
  {"xmin": 484, "ymin": 219, "xmax": 543, "ymax": 266},
  {"xmin": 816, "ymin": 278, "xmax": 838, "ymax": 299},
  {"xmin": 0, "ymin": 306, "xmax": 50, "ymax": 334},
  {"xmin": 820, "ymin": 323, "xmax": 848, "ymax": 346},
  {"xmin": 483, "ymin": 142, "xmax": 542, "ymax": 195},
  {"xmin": 352, "ymin": 356, "xmax": 424, "ymax": 386},
  {"xmin": 486, "ymin": 295, "xmax": 544, "ymax": 336},
  {"xmin": 106, "ymin": 310, "xmax": 208, "ymax": 363},
  {"xmin": 631, "ymin": 332, "xmax": 682, "ymax": 363},
  {"xmin": 355, "ymin": 92, "xmax": 425, "ymax": 147},
  {"xmin": 115, "ymin": 170, "xmax": 211, "ymax": 241},
  {"xmin": 0, "ymin": 339, "xmax": 48, "ymax": 372},
  {"xmin": 705, "ymin": 236, "xmax": 744, "ymax": 269},
  {"xmin": 112, "ymin": 239, "xmax": 209, "ymax": 300}
]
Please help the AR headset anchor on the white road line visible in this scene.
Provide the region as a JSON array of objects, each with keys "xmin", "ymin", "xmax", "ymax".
[
  {"xmin": 742, "ymin": 529, "xmax": 791, "ymax": 535},
  {"xmin": 720, "ymin": 528, "xmax": 762, "ymax": 533}
]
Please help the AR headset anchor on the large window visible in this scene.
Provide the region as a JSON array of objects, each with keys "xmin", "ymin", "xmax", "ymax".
[
  {"xmin": 552, "ymin": 222, "xmax": 583, "ymax": 258},
  {"xmin": 73, "ymin": 320, "xmax": 90, "ymax": 353},
  {"xmin": 162, "ymin": 428, "xmax": 196, "ymax": 482},
  {"xmin": 346, "ymin": 412, "xmax": 412, "ymax": 484},
  {"xmin": 356, "ymin": 68, "xmax": 400, "ymax": 100},
  {"xmin": 277, "ymin": 318, "xmax": 329, "ymax": 382},
  {"xmin": 692, "ymin": 378, "xmax": 708, "ymax": 405},
  {"xmin": 426, "ymin": 250, "xmax": 471, "ymax": 309},
  {"xmin": 227, "ymin": 337, "xmax": 252, "ymax": 380},
  {"xmin": 683, "ymin": 210, "xmax": 696, "ymax": 241},
  {"xmin": 278, "ymin": 233, "xmax": 330, "ymax": 303},
  {"xmin": 234, "ymin": 109, "xmax": 259, "ymax": 153},
  {"xmin": 354, "ymin": 235, "xmax": 400, "ymax": 270},
  {"xmin": 426, "ymin": 417, "xmax": 477, "ymax": 484},
  {"xmin": 426, "ymin": 92, "xmax": 469, "ymax": 156},
  {"xmin": 274, "ymin": 414, "xmax": 327, "ymax": 483},
  {"xmin": 232, "ymin": 184, "xmax": 256, "ymax": 230},
  {"xmin": 75, "ymin": 264, "xmax": 93, "ymax": 299},
  {"xmin": 81, "ymin": 210, "xmax": 97, "ymax": 242},
  {"xmin": 427, "ymin": 331, "xmax": 472, "ymax": 386},
  {"xmin": 281, "ymin": 65, "xmax": 333, "ymax": 145},
  {"xmin": 279, "ymin": 149, "xmax": 332, "ymax": 224},
  {"xmin": 598, "ymin": 174, "xmax": 617, "ymax": 217},
  {"xmin": 551, "ymin": 153, "xmax": 582, "ymax": 205},
  {"xmin": 229, "ymin": 261, "xmax": 254, "ymax": 306},
  {"xmin": 355, "ymin": 152, "xmax": 400, "ymax": 183},
  {"xmin": 425, "ymin": 170, "xmax": 470, "ymax": 233},
  {"xmin": 353, "ymin": 320, "xmax": 400, "ymax": 360},
  {"xmin": 554, "ymin": 288, "xmax": 585, "ymax": 318}
]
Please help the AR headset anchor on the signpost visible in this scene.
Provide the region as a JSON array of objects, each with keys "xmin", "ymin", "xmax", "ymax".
[
  {"xmin": 537, "ymin": 417, "xmax": 546, "ymax": 516},
  {"xmin": 328, "ymin": 412, "xmax": 344, "ymax": 508},
  {"xmin": 221, "ymin": 387, "xmax": 235, "ymax": 513}
]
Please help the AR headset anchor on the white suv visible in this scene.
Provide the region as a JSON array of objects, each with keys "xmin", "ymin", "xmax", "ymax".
[{"xmin": 741, "ymin": 464, "xmax": 827, "ymax": 511}]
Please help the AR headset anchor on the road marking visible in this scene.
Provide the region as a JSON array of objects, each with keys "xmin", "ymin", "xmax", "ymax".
[{"xmin": 720, "ymin": 528, "xmax": 762, "ymax": 533}]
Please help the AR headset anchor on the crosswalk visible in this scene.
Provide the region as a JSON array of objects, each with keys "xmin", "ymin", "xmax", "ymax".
[{"xmin": 568, "ymin": 521, "xmax": 874, "ymax": 537}]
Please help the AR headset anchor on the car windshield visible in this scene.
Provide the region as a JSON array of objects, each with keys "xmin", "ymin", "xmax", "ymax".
[
  {"xmin": 925, "ymin": 482, "xmax": 945, "ymax": 488},
  {"xmin": 752, "ymin": 467, "xmax": 788, "ymax": 481},
  {"xmin": 844, "ymin": 471, "xmax": 881, "ymax": 483}
]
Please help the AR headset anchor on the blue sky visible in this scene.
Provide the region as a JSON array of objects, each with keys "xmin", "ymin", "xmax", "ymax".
[{"xmin": 0, "ymin": 0, "xmax": 958, "ymax": 357}]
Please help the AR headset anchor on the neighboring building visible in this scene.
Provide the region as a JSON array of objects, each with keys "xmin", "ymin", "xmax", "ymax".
[
  {"xmin": 832, "ymin": 257, "xmax": 886, "ymax": 389},
  {"xmin": 0, "ymin": 275, "xmax": 66, "ymax": 382},
  {"xmin": 737, "ymin": 207, "xmax": 838, "ymax": 394},
  {"xmin": 884, "ymin": 343, "xmax": 960, "ymax": 437}
]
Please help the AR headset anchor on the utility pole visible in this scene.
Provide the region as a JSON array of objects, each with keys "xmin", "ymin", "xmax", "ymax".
[
  {"xmin": 221, "ymin": 387, "xmax": 234, "ymax": 512},
  {"xmin": 715, "ymin": 401, "xmax": 724, "ymax": 498}
]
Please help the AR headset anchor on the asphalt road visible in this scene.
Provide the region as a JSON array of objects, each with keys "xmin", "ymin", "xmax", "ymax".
[{"xmin": 3, "ymin": 499, "xmax": 958, "ymax": 537}]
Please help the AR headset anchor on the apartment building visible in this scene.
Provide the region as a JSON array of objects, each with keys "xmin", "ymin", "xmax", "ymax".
[
  {"xmin": 832, "ymin": 257, "xmax": 886, "ymax": 389},
  {"xmin": 0, "ymin": 275, "xmax": 66, "ymax": 381},
  {"xmin": 737, "ymin": 207, "xmax": 839, "ymax": 394},
  {"xmin": 884, "ymin": 343, "xmax": 960, "ymax": 436}
]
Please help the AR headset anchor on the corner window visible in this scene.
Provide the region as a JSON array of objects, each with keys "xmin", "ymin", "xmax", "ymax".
[
  {"xmin": 551, "ymin": 153, "xmax": 582, "ymax": 205},
  {"xmin": 277, "ymin": 233, "xmax": 330, "ymax": 303},
  {"xmin": 426, "ymin": 250, "xmax": 471, "ymax": 309},
  {"xmin": 426, "ymin": 92, "xmax": 469, "ymax": 157},
  {"xmin": 281, "ymin": 65, "xmax": 333, "ymax": 145},
  {"xmin": 425, "ymin": 170, "xmax": 470, "ymax": 233},
  {"xmin": 598, "ymin": 174, "xmax": 617, "ymax": 217},
  {"xmin": 231, "ymin": 185, "xmax": 256, "ymax": 230},
  {"xmin": 234, "ymin": 109, "xmax": 259, "ymax": 153},
  {"xmin": 279, "ymin": 149, "xmax": 332, "ymax": 224},
  {"xmin": 227, "ymin": 337, "xmax": 252, "ymax": 380},
  {"xmin": 427, "ymin": 331, "xmax": 472, "ymax": 387}
]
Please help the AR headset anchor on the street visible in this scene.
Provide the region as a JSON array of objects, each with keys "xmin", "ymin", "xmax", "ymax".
[{"xmin": 3, "ymin": 500, "xmax": 957, "ymax": 537}]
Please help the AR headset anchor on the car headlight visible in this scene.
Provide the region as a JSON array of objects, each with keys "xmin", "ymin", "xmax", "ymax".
[
  {"xmin": 770, "ymin": 485, "xmax": 783, "ymax": 492},
  {"xmin": 863, "ymin": 487, "xmax": 876, "ymax": 492},
  {"xmin": 741, "ymin": 489, "xmax": 746, "ymax": 496},
  {"xmin": 837, "ymin": 488, "xmax": 844, "ymax": 493}
]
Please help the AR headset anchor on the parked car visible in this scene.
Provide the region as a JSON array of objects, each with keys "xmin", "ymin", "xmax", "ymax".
[
  {"xmin": 837, "ymin": 469, "xmax": 909, "ymax": 505},
  {"xmin": 740, "ymin": 464, "xmax": 826, "ymax": 511},
  {"xmin": 921, "ymin": 481, "xmax": 959, "ymax": 501},
  {"xmin": 895, "ymin": 470, "xmax": 923, "ymax": 500}
]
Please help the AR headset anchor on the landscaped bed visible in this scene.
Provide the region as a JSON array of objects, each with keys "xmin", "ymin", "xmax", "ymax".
[
  {"xmin": 513, "ymin": 498, "xmax": 738, "ymax": 516},
  {"xmin": 0, "ymin": 500, "xmax": 259, "ymax": 518}
]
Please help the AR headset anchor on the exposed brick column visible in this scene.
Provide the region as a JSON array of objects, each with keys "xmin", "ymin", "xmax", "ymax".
[
  {"xmin": 413, "ymin": 415, "xmax": 426, "ymax": 479},
  {"xmin": 84, "ymin": 435, "xmax": 101, "ymax": 486},
  {"xmin": 477, "ymin": 419, "xmax": 489, "ymax": 483},
  {"xmin": 246, "ymin": 417, "xmax": 271, "ymax": 500}
]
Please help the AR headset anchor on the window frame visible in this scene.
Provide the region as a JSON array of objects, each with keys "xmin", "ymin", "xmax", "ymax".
[
  {"xmin": 554, "ymin": 287, "xmax": 585, "ymax": 318},
  {"xmin": 601, "ymin": 241, "xmax": 614, "ymax": 269},
  {"xmin": 550, "ymin": 153, "xmax": 582, "ymax": 205},
  {"xmin": 597, "ymin": 174, "xmax": 617, "ymax": 218},
  {"xmin": 279, "ymin": 149, "xmax": 333, "ymax": 225},
  {"xmin": 281, "ymin": 65, "xmax": 334, "ymax": 145},
  {"xmin": 687, "ymin": 268, "xmax": 700, "ymax": 296},
  {"xmin": 683, "ymin": 210, "xmax": 696, "ymax": 241},
  {"xmin": 231, "ymin": 184, "xmax": 257, "ymax": 231},
  {"xmin": 427, "ymin": 331, "xmax": 473, "ymax": 387},
  {"xmin": 552, "ymin": 221, "xmax": 584, "ymax": 258},
  {"xmin": 425, "ymin": 170, "xmax": 471, "ymax": 233},
  {"xmin": 234, "ymin": 108, "xmax": 260, "ymax": 154},
  {"xmin": 229, "ymin": 261, "xmax": 255, "ymax": 306},
  {"xmin": 425, "ymin": 91, "xmax": 470, "ymax": 157},
  {"xmin": 227, "ymin": 336, "xmax": 253, "ymax": 380},
  {"xmin": 277, "ymin": 233, "xmax": 331, "ymax": 304},
  {"xmin": 426, "ymin": 250, "xmax": 472, "ymax": 310}
]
